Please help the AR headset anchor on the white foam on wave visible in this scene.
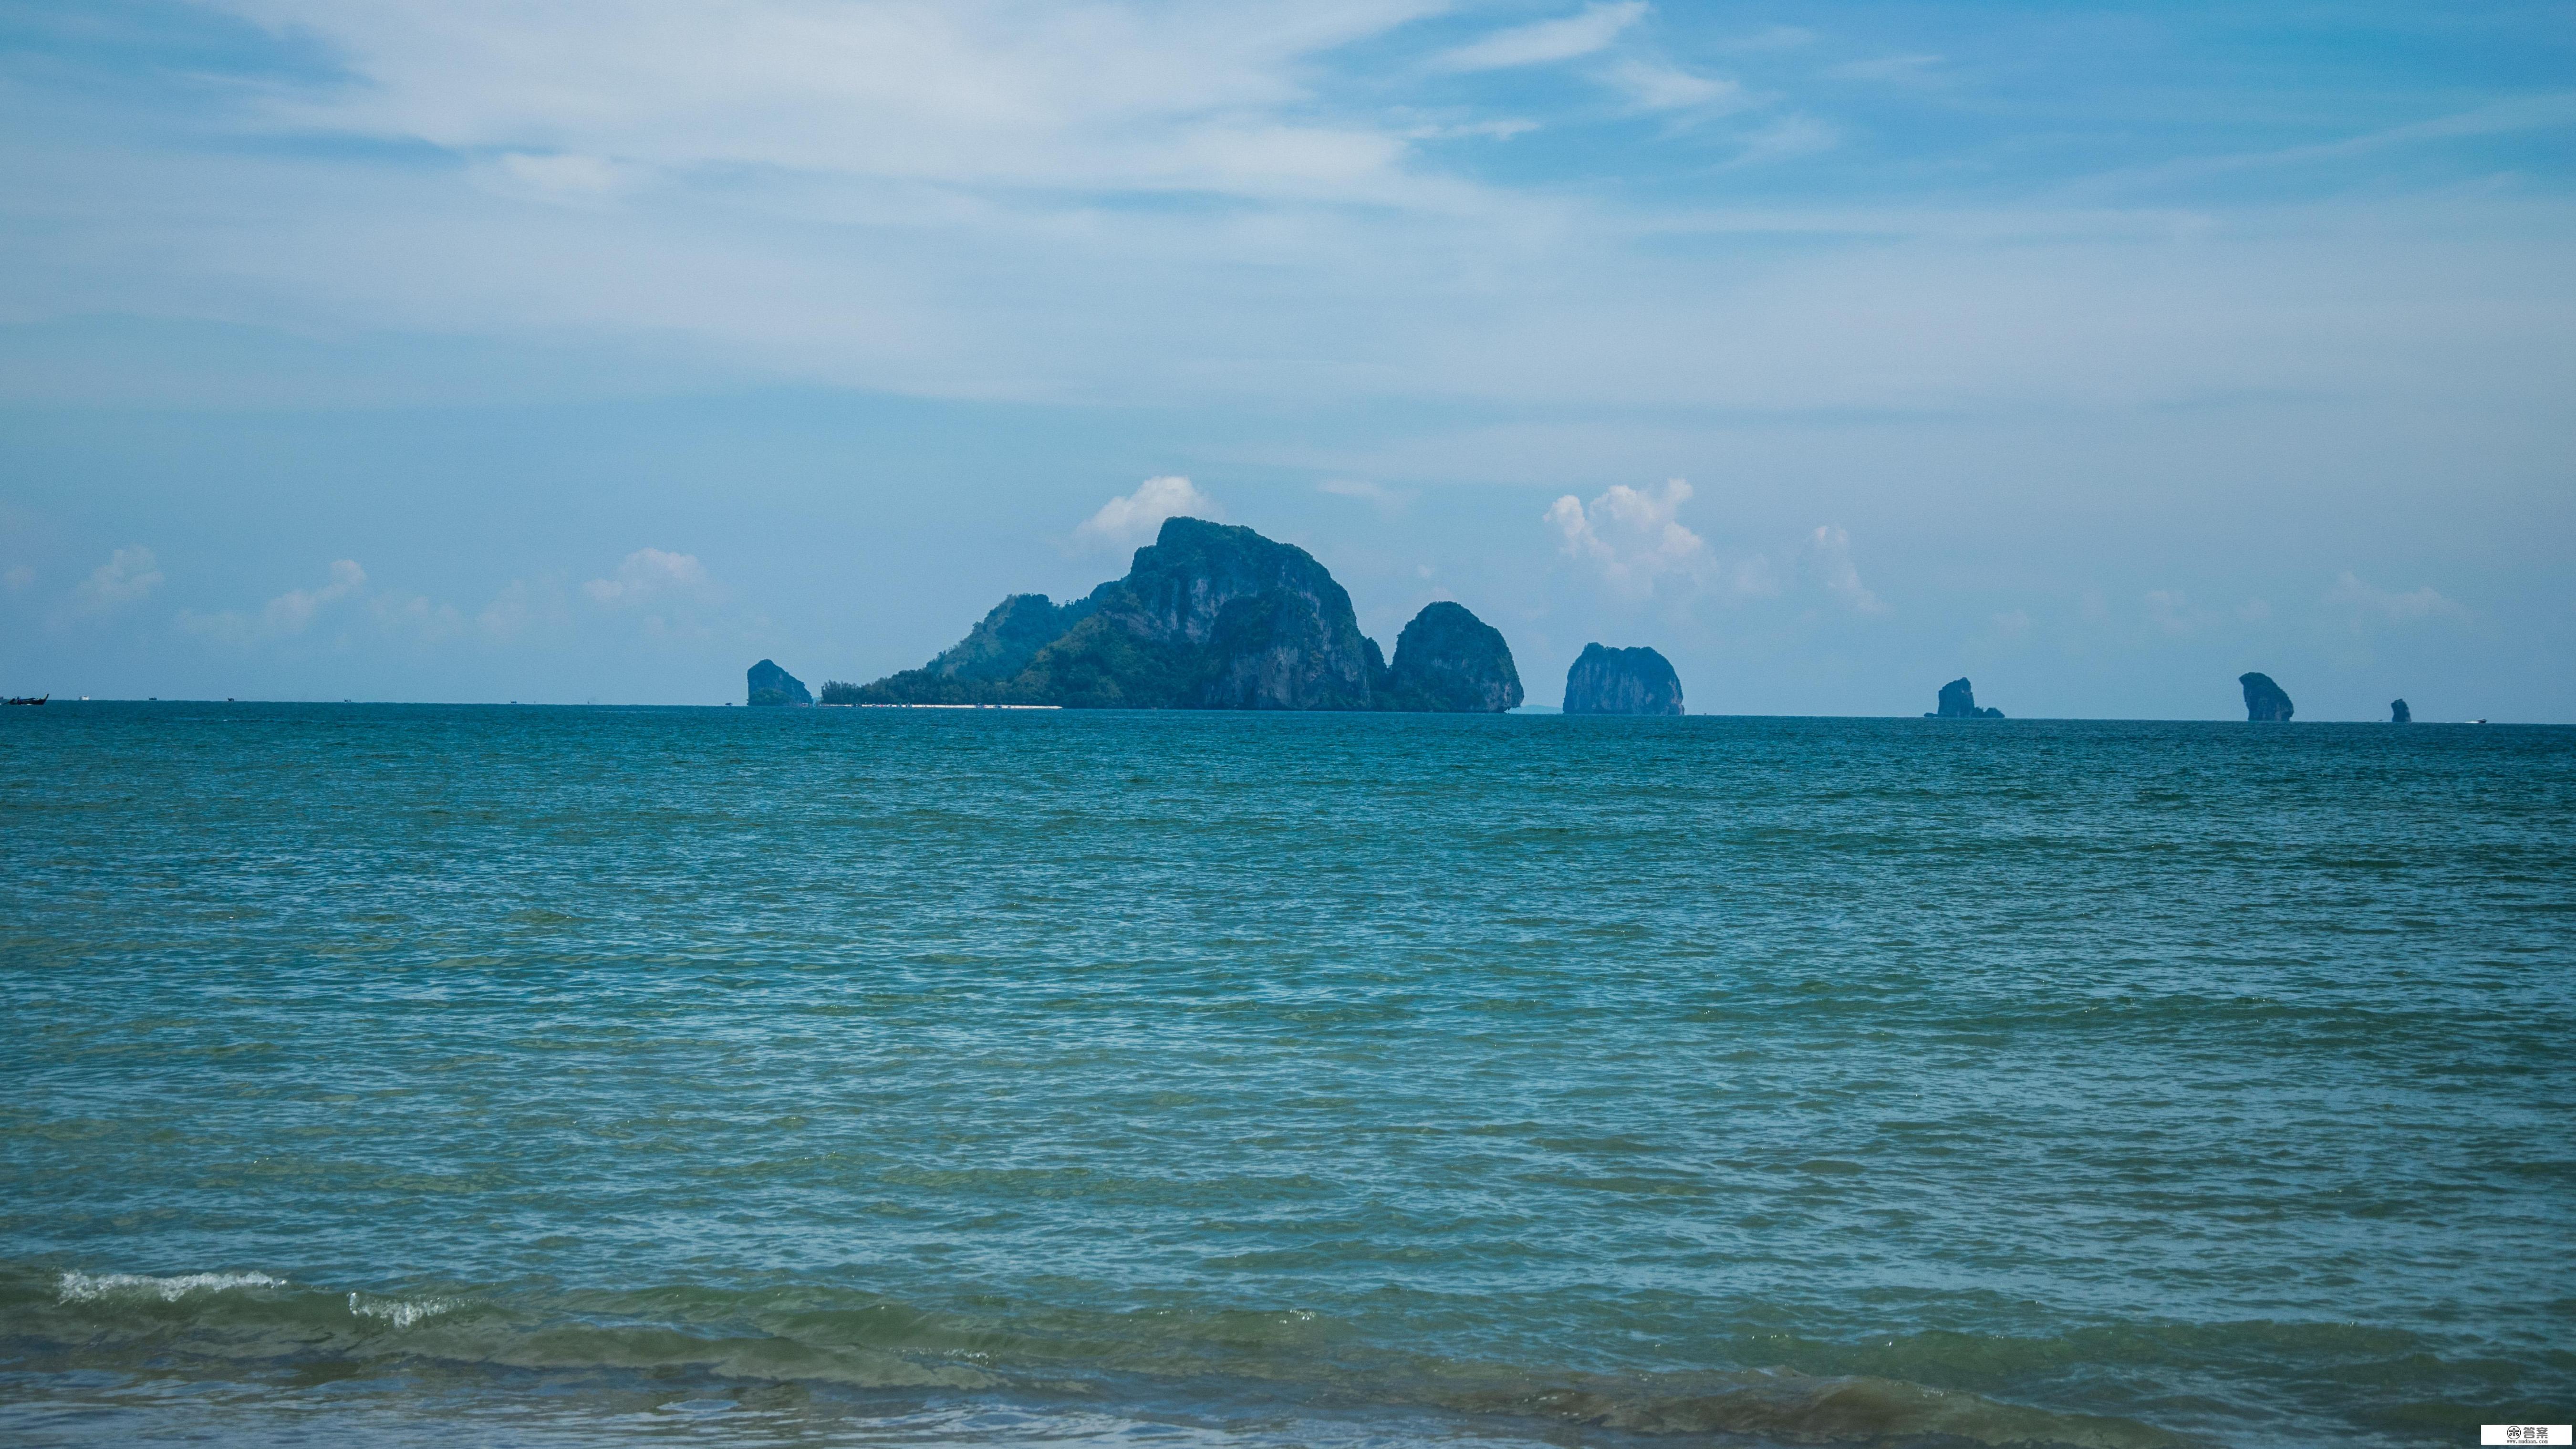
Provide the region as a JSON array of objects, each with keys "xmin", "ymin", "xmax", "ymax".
[
  {"xmin": 58, "ymin": 1271, "xmax": 285, "ymax": 1303},
  {"xmin": 349, "ymin": 1292, "xmax": 455, "ymax": 1328}
]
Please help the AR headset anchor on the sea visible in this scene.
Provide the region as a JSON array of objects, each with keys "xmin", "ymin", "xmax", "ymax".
[{"xmin": 3, "ymin": 702, "xmax": 2570, "ymax": 1448}]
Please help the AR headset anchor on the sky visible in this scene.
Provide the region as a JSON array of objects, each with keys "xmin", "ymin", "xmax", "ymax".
[{"xmin": 1, "ymin": 0, "xmax": 2570, "ymax": 718}]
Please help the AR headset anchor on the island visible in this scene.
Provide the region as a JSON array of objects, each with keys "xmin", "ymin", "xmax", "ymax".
[
  {"xmin": 2390, "ymin": 698, "xmax": 2411, "ymax": 724},
  {"xmin": 2240, "ymin": 672, "xmax": 2294, "ymax": 722},
  {"xmin": 1378, "ymin": 601, "xmax": 1523, "ymax": 712},
  {"xmin": 822, "ymin": 518, "xmax": 1521, "ymax": 711},
  {"xmin": 1926, "ymin": 677, "xmax": 2005, "ymax": 719},
  {"xmin": 1563, "ymin": 644, "xmax": 1683, "ymax": 716},
  {"xmin": 747, "ymin": 659, "xmax": 811, "ymax": 707}
]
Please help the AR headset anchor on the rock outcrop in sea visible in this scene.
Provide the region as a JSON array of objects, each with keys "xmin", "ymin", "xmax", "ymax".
[
  {"xmin": 1376, "ymin": 601, "xmax": 1523, "ymax": 713},
  {"xmin": 843, "ymin": 518, "xmax": 1519, "ymax": 712},
  {"xmin": 1563, "ymin": 644, "xmax": 1683, "ymax": 716},
  {"xmin": 1927, "ymin": 677, "xmax": 2005, "ymax": 719},
  {"xmin": 2390, "ymin": 698, "xmax": 2411, "ymax": 724},
  {"xmin": 2240, "ymin": 672, "xmax": 2294, "ymax": 722},
  {"xmin": 747, "ymin": 659, "xmax": 810, "ymax": 707}
]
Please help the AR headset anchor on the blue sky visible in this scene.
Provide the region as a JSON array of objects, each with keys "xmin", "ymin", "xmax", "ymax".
[{"xmin": 2, "ymin": 0, "xmax": 2570, "ymax": 716}]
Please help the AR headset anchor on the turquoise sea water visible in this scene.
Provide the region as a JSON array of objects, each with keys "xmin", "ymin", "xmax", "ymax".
[{"xmin": 2, "ymin": 703, "xmax": 2571, "ymax": 1448}]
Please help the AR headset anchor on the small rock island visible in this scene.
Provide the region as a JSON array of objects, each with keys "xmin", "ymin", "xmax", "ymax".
[
  {"xmin": 1927, "ymin": 677, "xmax": 2004, "ymax": 719},
  {"xmin": 2390, "ymin": 698, "xmax": 2411, "ymax": 724},
  {"xmin": 1379, "ymin": 601, "xmax": 1523, "ymax": 712},
  {"xmin": 1563, "ymin": 644, "xmax": 1683, "ymax": 716},
  {"xmin": 2240, "ymin": 672, "xmax": 2295, "ymax": 722},
  {"xmin": 747, "ymin": 659, "xmax": 811, "ymax": 706},
  {"xmin": 824, "ymin": 518, "xmax": 1520, "ymax": 711}
]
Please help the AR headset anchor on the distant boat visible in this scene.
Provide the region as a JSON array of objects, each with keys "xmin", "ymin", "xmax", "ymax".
[{"xmin": 4, "ymin": 694, "xmax": 46, "ymax": 706}]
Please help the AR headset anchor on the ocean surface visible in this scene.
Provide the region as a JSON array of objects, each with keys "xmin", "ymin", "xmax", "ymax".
[{"xmin": 3, "ymin": 703, "xmax": 2571, "ymax": 1449}]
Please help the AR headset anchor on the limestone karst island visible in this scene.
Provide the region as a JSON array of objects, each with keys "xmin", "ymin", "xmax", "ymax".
[{"xmin": 816, "ymin": 518, "xmax": 1524, "ymax": 711}]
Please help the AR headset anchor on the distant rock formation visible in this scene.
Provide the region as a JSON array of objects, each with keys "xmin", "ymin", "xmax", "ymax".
[
  {"xmin": 1563, "ymin": 644, "xmax": 1683, "ymax": 716},
  {"xmin": 845, "ymin": 518, "xmax": 1518, "ymax": 712},
  {"xmin": 747, "ymin": 659, "xmax": 810, "ymax": 707},
  {"xmin": 1927, "ymin": 677, "xmax": 2005, "ymax": 719},
  {"xmin": 1378, "ymin": 602, "xmax": 1523, "ymax": 712},
  {"xmin": 2390, "ymin": 698, "xmax": 2411, "ymax": 724},
  {"xmin": 2240, "ymin": 672, "xmax": 2294, "ymax": 722}
]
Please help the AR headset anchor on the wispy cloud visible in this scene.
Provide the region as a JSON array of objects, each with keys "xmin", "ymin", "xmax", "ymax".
[
  {"xmin": 1434, "ymin": 2, "xmax": 1647, "ymax": 73},
  {"xmin": 219, "ymin": 0, "xmax": 1451, "ymax": 207},
  {"xmin": 2328, "ymin": 572, "xmax": 2468, "ymax": 626},
  {"xmin": 181, "ymin": 559, "xmax": 366, "ymax": 643},
  {"xmin": 2080, "ymin": 92, "xmax": 2576, "ymax": 194},
  {"xmin": 1600, "ymin": 59, "xmax": 1746, "ymax": 114},
  {"xmin": 1075, "ymin": 475, "xmax": 1218, "ymax": 548},
  {"xmin": 1319, "ymin": 478, "xmax": 1413, "ymax": 511},
  {"xmin": 1730, "ymin": 115, "xmax": 1838, "ymax": 165},
  {"xmin": 470, "ymin": 152, "xmax": 648, "ymax": 208},
  {"xmin": 71, "ymin": 547, "xmax": 163, "ymax": 617},
  {"xmin": 1806, "ymin": 525, "xmax": 1883, "ymax": 614},
  {"xmin": 584, "ymin": 549, "xmax": 710, "ymax": 606}
]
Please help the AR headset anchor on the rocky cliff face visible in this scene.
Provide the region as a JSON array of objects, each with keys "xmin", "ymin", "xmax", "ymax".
[
  {"xmin": 1087, "ymin": 519, "xmax": 1375, "ymax": 709},
  {"xmin": 1379, "ymin": 602, "xmax": 1522, "ymax": 712},
  {"xmin": 2390, "ymin": 698, "xmax": 2412, "ymax": 724},
  {"xmin": 1929, "ymin": 677, "xmax": 2005, "ymax": 719},
  {"xmin": 747, "ymin": 659, "xmax": 810, "ymax": 707},
  {"xmin": 1196, "ymin": 584, "xmax": 1375, "ymax": 709},
  {"xmin": 2240, "ymin": 672, "xmax": 2295, "ymax": 722},
  {"xmin": 851, "ymin": 518, "xmax": 1509, "ymax": 711},
  {"xmin": 1563, "ymin": 644, "xmax": 1683, "ymax": 716}
]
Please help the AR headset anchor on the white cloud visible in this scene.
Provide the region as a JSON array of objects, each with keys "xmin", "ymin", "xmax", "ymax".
[
  {"xmin": 215, "ymin": 0, "xmax": 1448, "ymax": 206},
  {"xmin": 1434, "ymin": 2, "xmax": 1647, "ymax": 72},
  {"xmin": 1992, "ymin": 608, "xmax": 2032, "ymax": 638},
  {"xmin": 1806, "ymin": 525, "xmax": 1884, "ymax": 614},
  {"xmin": 1403, "ymin": 117, "xmax": 1540, "ymax": 142},
  {"xmin": 6, "ymin": 564, "xmax": 35, "ymax": 593},
  {"xmin": 1600, "ymin": 59, "xmax": 1745, "ymax": 113},
  {"xmin": 1319, "ymin": 477, "xmax": 1412, "ymax": 510},
  {"xmin": 478, "ymin": 577, "xmax": 570, "ymax": 640},
  {"xmin": 2142, "ymin": 588, "xmax": 2207, "ymax": 636},
  {"xmin": 472, "ymin": 152, "xmax": 647, "ymax": 207},
  {"xmin": 181, "ymin": 559, "xmax": 366, "ymax": 643},
  {"xmin": 584, "ymin": 548, "xmax": 711, "ymax": 605},
  {"xmin": 1730, "ymin": 115, "xmax": 1838, "ymax": 165},
  {"xmin": 1546, "ymin": 478, "xmax": 1708, "ymax": 595},
  {"xmin": 2328, "ymin": 572, "xmax": 2469, "ymax": 625},
  {"xmin": 1075, "ymin": 475, "xmax": 1219, "ymax": 547},
  {"xmin": 373, "ymin": 591, "xmax": 467, "ymax": 641},
  {"xmin": 1730, "ymin": 554, "xmax": 1783, "ymax": 598},
  {"xmin": 71, "ymin": 547, "xmax": 165, "ymax": 616}
]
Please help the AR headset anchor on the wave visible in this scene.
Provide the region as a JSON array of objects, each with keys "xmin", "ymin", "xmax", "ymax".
[
  {"xmin": 348, "ymin": 1291, "xmax": 456, "ymax": 1329},
  {"xmin": 0, "ymin": 1262, "xmax": 2186, "ymax": 1449},
  {"xmin": 56, "ymin": 1270, "xmax": 286, "ymax": 1302}
]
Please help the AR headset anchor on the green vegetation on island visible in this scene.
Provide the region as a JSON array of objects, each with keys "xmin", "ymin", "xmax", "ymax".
[{"xmin": 824, "ymin": 518, "xmax": 1520, "ymax": 711}]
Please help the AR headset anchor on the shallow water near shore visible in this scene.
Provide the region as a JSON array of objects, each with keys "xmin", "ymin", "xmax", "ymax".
[{"xmin": 3, "ymin": 703, "xmax": 2571, "ymax": 1447}]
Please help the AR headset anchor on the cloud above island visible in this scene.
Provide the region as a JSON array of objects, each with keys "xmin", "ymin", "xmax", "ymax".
[{"xmin": 1076, "ymin": 476, "xmax": 1221, "ymax": 549}]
